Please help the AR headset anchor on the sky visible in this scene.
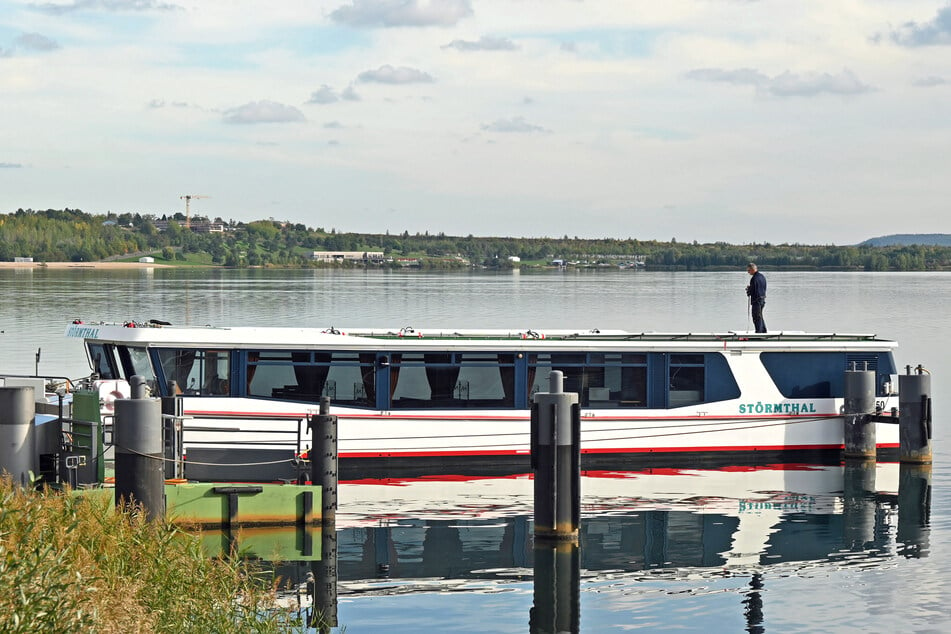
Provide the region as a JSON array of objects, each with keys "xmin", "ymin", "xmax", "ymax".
[{"xmin": 2, "ymin": 1, "xmax": 951, "ymax": 245}]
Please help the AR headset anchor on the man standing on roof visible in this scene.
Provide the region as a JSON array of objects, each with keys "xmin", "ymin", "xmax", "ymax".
[{"xmin": 746, "ymin": 263, "xmax": 767, "ymax": 333}]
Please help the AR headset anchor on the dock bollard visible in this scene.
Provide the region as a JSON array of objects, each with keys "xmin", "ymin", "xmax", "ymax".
[
  {"xmin": 114, "ymin": 375, "xmax": 165, "ymax": 521},
  {"xmin": 0, "ymin": 386, "xmax": 36, "ymax": 488},
  {"xmin": 843, "ymin": 364, "xmax": 876, "ymax": 459},
  {"xmin": 531, "ymin": 370, "xmax": 581, "ymax": 541},
  {"xmin": 899, "ymin": 366, "xmax": 932, "ymax": 464}
]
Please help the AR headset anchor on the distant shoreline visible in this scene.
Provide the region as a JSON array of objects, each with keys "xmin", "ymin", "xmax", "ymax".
[{"xmin": 0, "ymin": 261, "xmax": 175, "ymax": 269}]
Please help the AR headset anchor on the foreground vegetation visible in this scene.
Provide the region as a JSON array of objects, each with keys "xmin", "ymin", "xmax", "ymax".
[
  {"xmin": 3, "ymin": 207, "xmax": 951, "ymax": 271},
  {"xmin": 0, "ymin": 477, "xmax": 302, "ymax": 633}
]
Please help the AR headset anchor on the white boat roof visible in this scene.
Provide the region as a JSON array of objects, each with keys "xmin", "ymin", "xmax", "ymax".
[{"xmin": 65, "ymin": 321, "xmax": 898, "ymax": 352}]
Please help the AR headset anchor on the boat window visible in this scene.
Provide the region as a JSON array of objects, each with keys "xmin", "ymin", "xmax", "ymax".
[
  {"xmin": 669, "ymin": 354, "xmax": 704, "ymax": 407},
  {"xmin": 529, "ymin": 352, "xmax": 648, "ymax": 408},
  {"xmin": 116, "ymin": 346, "xmax": 158, "ymax": 392},
  {"xmin": 703, "ymin": 353, "xmax": 742, "ymax": 403},
  {"xmin": 247, "ymin": 350, "xmax": 375, "ymax": 407},
  {"xmin": 86, "ymin": 343, "xmax": 120, "ymax": 380},
  {"xmin": 156, "ymin": 348, "xmax": 231, "ymax": 396},
  {"xmin": 389, "ymin": 352, "xmax": 515, "ymax": 409},
  {"xmin": 760, "ymin": 352, "xmax": 894, "ymax": 398}
]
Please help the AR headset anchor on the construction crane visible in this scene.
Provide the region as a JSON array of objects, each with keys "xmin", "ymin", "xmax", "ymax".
[{"xmin": 179, "ymin": 194, "xmax": 209, "ymax": 229}]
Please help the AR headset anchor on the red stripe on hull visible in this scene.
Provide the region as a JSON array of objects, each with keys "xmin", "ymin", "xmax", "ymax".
[{"xmin": 340, "ymin": 442, "xmax": 898, "ymax": 459}]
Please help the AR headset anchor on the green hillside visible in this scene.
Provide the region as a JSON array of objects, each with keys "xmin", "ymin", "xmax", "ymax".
[{"xmin": 3, "ymin": 208, "xmax": 951, "ymax": 271}]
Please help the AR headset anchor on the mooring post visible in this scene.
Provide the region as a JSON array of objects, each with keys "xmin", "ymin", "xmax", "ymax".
[
  {"xmin": 843, "ymin": 363, "xmax": 876, "ymax": 459},
  {"xmin": 312, "ymin": 397, "xmax": 338, "ymax": 523},
  {"xmin": 899, "ymin": 366, "xmax": 932, "ymax": 464},
  {"xmin": 531, "ymin": 370, "xmax": 581, "ymax": 542},
  {"xmin": 114, "ymin": 375, "xmax": 165, "ymax": 521},
  {"xmin": 0, "ymin": 386, "xmax": 36, "ymax": 488},
  {"xmin": 311, "ymin": 396, "xmax": 338, "ymax": 631}
]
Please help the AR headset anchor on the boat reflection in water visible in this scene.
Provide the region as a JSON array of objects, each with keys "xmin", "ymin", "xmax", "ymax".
[
  {"xmin": 335, "ymin": 461, "xmax": 930, "ymax": 576},
  {"xmin": 209, "ymin": 462, "xmax": 931, "ymax": 632}
]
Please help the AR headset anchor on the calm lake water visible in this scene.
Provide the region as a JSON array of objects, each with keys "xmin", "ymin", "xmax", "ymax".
[{"xmin": 1, "ymin": 268, "xmax": 948, "ymax": 633}]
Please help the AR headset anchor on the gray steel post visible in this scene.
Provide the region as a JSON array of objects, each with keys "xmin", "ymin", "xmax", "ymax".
[
  {"xmin": 899, "ymin": 368, "xmax": 932, "ymax": 463},
  {"xmin": 532, "ymin": 371, "xmax": 580, "ymax": 541},
  {"xmin": 313, "ymin": 397, "xmax": 338, "ymax": 524},
  {"xmin": 312, "ymin": 396, "xmax": 337, "ymax": 630},
  {"xmin": 843, "ymin": 367, "xmax": 876, "ymax": 459},
  {"xmin": 114, "ymin": 375, "xmax": 165, "ymax": 521},
  {"xmin": 0, "ymin": 386, "xmax": 36, "ymax": 488}
]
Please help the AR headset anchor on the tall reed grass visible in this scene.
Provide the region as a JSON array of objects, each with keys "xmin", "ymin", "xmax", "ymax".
[{"xmin": 0, "ymin": 476, "xmax": 306, "ymax": 633}]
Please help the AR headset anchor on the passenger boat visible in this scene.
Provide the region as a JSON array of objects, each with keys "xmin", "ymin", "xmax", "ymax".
[{"xmin": 65, "ymin": 321, "xmax": 902, "ymax": 480}]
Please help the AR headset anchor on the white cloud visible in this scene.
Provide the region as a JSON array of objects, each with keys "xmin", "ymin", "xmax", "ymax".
[
  {"xmin": 768, "ymin": 70, "xmax": 872, "ymax": 97},
  {"xmin": 307, "ymin": 85, "xmax": 341, "ymax": 104},
  {"xmin": 307, "ymin": 84, "xmax": 361, "ymax": 104},
  {"xmin": 686, "ymin": 68, "xmax": 873, "ymax": 97},
  {"xmin": 357, "ymin": 64, "xmax": 434, "ymax": 84},
  {"xmin": 885, "ymin": 5, "xmax": 951, "ymax": 47},
  {"xmin": 913, "ymin": 76, "xmax": 949, "ymax": 87},
  {"xmin": 32, "ymin": 0, "xmax": 181, "ymax": 14},
  {"xmin": 442, "ymin": 36, "xmax": 517, "ymax": 52},
  {"xmin": 222, "ymin": 101, "xmax": 306, "ymax": 124},
  {"xmin": 340, "ymin": 85, "xmax": 361, "ymax": 101},
  {"xmin": 148, "ymin": 99, "xmax": 190, "ymax": 108},
  {"xmin": 15, "ymin": 33, "xmax": 60, "ymax": 52},
  {"xmin": 482, "ymin": 116, "xmax": 549, "ymax": 133},
  {"xmin": 330, "ymin": 0, "xmax": 472, "ymax": 28}
]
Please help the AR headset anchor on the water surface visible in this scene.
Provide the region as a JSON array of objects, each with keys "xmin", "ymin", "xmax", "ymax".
[{"xmin": 1, "ymin": 268, "xmax": 948, "ymax": 632}]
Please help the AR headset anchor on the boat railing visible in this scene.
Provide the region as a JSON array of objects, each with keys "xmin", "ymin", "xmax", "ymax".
[{"xmin": 170, "ymin": 411, "xmax": 312, "ymax": 482}]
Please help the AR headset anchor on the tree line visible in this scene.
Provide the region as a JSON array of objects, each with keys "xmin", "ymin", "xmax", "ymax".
[{"xmin": 2, "ymin": 207, "xmax": 950, "ymax": 271}]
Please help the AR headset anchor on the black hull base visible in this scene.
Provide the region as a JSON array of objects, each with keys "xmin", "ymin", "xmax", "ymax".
[{"xmin": 183, "ymin": 446, "xmax": 901, "ymax": 483}]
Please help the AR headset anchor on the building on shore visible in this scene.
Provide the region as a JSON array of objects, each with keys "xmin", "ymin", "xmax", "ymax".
[{"xmin": 310, "ymin": 251, "xmax": 385, "ymax": 264}]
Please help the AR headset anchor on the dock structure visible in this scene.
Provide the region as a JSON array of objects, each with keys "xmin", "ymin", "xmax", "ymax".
[
  {"xmin": 0, "ymin": 374, "xmax": 336, "ymax": 532},
  {"xmin": 848, "ymin": 364, "xmax": 934, "ymax": 465}
]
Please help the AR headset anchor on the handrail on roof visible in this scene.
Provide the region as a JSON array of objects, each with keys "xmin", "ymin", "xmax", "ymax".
[{"xmin": 69, "ymin": 321, "xmax": 887, "ymax": 343}]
